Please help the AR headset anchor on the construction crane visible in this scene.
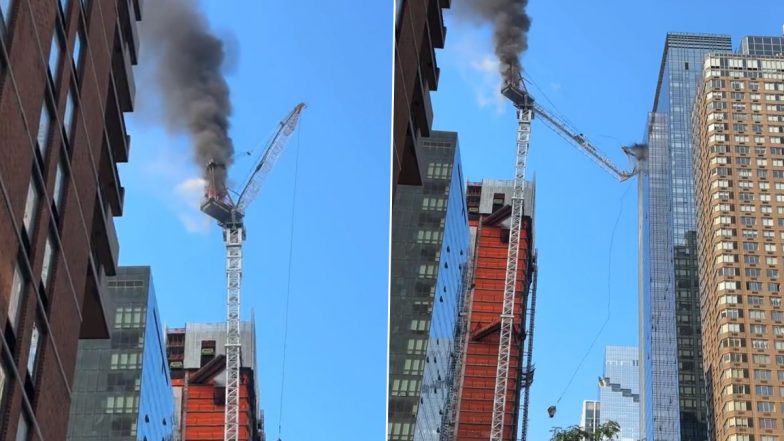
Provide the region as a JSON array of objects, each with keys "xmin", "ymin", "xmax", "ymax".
[
  {"xmin": 200, "ymin": 102, "xmax": 305, "ymax": 441},
  {"xmin": 486, "ymin": 80, "xmax": 636, "ymax": 441}
]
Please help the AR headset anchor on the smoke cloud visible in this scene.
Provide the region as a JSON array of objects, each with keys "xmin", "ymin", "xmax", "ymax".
[
  {"xmin": 143, "ymin": 0, "xmax": 234, "ymax": 197},
  {"xmin": 459, "ymin": 0, "xmax": 531, "ymax": 84}
]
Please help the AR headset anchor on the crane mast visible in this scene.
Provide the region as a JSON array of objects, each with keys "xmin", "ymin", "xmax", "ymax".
[
  {"xmin": 488, "ymin": 81, "xmax": 533, "ymax": 441},
  {"xmin": 200, "ymin": 103, "xmax": 305, "ymax": 441}
]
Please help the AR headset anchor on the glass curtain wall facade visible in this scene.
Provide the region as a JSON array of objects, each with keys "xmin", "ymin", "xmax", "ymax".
[
  {"xmin": 641, "ymin": 32, "xmax": 732, "ymax": 441},
  {"xmin": 739, "ymin": 36, "xmax": 784, "ymax": 57},
  {"xmin": 599, "ymin": 346, "xmax": 640, "ymax": 441},
  {"xmin": 389, "ymin": 131, "xmax": 469, "ymax": 441},
  {"xmin": 67, "ymin": 267, "xmax": 174, "ymax": 441},
  {"xmin": 580, "ymin": 401, "xmax": 600, "ymax": 435}
]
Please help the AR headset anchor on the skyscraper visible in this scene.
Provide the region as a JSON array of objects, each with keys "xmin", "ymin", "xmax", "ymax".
[
  {"xmin": 67, "ymin": 266, "xmax": 174, "ymax": 441},
  {"xmin": 599, "ymin": 346, "xmax": 640, "ymax": 441},
  {"xmin": 455, "ymin": 179, "xmax": 536, "ymax": 441},
  {"xmin": 389, "ymin": 131, "xmax": 469, "ymax": 441},
  {"xmin": 693, "ymin": 49, "xmax": 784, "ymax": 441},
  {"xmin": 640, "ymin": 32, "xmax": 732, "ymax": 441},
  {"xmin": 0, "ymin": 0, "xmax": 141, "ymax": 438},
  {"xmin": 166, "ymin": 322, "xmax": 263, "ymax": 441},
  {"xmin": 580, "ymin": 401, "xmax": 600, "ymax": 435}
]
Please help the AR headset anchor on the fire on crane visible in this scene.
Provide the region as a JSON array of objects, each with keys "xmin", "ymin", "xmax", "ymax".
[
  {"xmin": 200, "ymin": 102, "xmax": 305, "ymax": 441},
  {"xmin": 484, "ymin": 79, "xmax": 639, "ymax": 441}
]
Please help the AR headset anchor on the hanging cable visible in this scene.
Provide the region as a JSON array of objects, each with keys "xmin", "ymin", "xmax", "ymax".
[
  {"xmin": 554, "ymin": 182, "xmax": 632, "ymax": 404},
  {"xmin": 277, "ymin": 116, "xmax": 303, "ymax": 441}
]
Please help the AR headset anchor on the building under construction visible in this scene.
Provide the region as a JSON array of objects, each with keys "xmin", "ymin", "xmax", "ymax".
[
  {"xmin": 454, "ymin": 179, "xmax": 537, "ymax": 441},
  {"xmin": 166, "ymin": 322, "xmax": 263, "ymax": 441}
]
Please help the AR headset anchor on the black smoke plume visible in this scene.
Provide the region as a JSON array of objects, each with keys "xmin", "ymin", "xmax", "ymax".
[
  {"xmin": 144, "ymin": 0, "xmax": 233, "ymax": 197},
  {"xmin": 460, "ymin": 0, "xmax": 531, "ymax": 84}
]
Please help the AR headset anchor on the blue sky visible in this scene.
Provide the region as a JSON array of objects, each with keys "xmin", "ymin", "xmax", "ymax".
[
  {"xmin": 116, "ymin": 1, "xmax": 390, "ymax": 440},
  {"xmin": 433, "ymin": 0, "xmax": 784, "ymax": 440}
]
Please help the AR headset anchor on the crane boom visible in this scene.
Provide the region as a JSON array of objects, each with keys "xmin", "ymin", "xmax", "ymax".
[
  {"xmin": 531, "ymin": 102, "xmax": 632, "ymax": 181},
  {"xmin": 237, "ymin": 103, "xmax": 306, "ymax": 212},
  {"xmin": 200, "ymin": 103, "xmax": 305, "ymax": 441}
]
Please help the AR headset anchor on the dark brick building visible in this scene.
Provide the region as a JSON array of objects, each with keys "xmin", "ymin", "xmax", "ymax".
[
  {"xmin": 392, "ymin": 0, "xmax": 450, "ymax": 196},
  {"xmin": 0, "ymin": 0, "xmax": 141, "ymax": 439}
]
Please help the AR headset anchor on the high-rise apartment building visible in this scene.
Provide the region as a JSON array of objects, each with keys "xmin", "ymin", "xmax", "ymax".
[
  {"xmin": 392, "ymin": 0, "xmax": 450, "ymax": 195},
  {"xmin": 389, "ymin": 131, "xmax": 469, "ymax": 441},
  {"xmin": 693, "ymin": 50, "xmax": 784, "ymax": 441},
  {"xmin": 67, "ymin": 266, "xmax": 174, "ymax": 441},
  {"xmin": 455, "ymin": 179, "xmax": 536, "ymax": 441},
  {"xmin": 599, "ymin": 346, "xmax": 640, "ymax": 441},
  {"xmin": 0, "ymin": 1, "xmax": 141, "ymax": 439},
  {"xmin": 640, "ymin": 32, "xmax": 732, "ymax": 441},
  {"xmin": 166, "ymin": 322, "xmax": 263, "ymax": 441},
  {"xmin": 580, "ymin": 401, "xmax": 600, "ymax": 435}
]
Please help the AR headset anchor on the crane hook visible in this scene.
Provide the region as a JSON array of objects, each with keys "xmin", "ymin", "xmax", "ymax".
[{"xmin": 547, "ymin": 405, "xmax": 557, "ymax": 418}]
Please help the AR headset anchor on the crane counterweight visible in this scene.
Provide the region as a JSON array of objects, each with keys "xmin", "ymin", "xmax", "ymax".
[{"xmin": 501, "ymin": 82, "xmax": 534, "ymax": 110}]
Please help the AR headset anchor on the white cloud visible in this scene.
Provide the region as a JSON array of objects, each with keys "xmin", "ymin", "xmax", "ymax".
[
  {"xmin": 173, "ymin": 177, "xmax": 211, "ymax": 234},
  {"xmin": 444, "ymin": 34, "xmax": 507, "ymax": 114},
  {"xmin": 175, "ymin": 177, "xmax": 207, "ymax": 209},
  {"xmin": 179, "ymin": 212, "xmax": 210, "ymax": 234}
]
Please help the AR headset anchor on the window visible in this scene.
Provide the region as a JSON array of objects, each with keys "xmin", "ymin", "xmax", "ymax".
[
  {"xmin": 22, "ymin": 177, "xmax": 38, "ymax": 237},
  {"xmin": 73, "ymin": 27, "xmax": 85, "ymax": 74},
  {"xmin": 752, "ymin": 338, "xmax": 769, "ymax": 349},
  {"xmin": 7, "ymin": 263, "xmax": 22, "ymax": 331},
  {"xmin": 58, "ymin": 0, "xmax": 69, "ymax": 15},
  {"xmin": 723, "ymin": 352, "xmax": 747, "ymax": 363},
  {"xmin": 721, "ymin": 338, "xmax": 745, "ymax": 348},
  {"xmin": 48, "ymin": 29, "xmax": 62, "ymax": 83},
  {"xmin": 748, "ymin": 283, "xmax": 763, "ymax": 292},
  {"xmin": 41, "ymin": 235, "xmax": 55, "ymax": 289},
  {"xmin": 751, "ymin": 324, "xmax": 767, "ymax": 334},
  {"xmin": 37, "ymin": 100, "xmax": 52, "ymax": 157},
  {"xmin": 720, "ymin": 323, "xmax": 743, "ymax": 334},
  {"xmin": 760, "ymin": 418, "xmax": 777, "ymax": 429},
  {"xmin": 26, "ymin": 322, "xmax": 40, "ymax": 380},
  {"xmin": 756, "ymin": 384, "xmax": 774, "ymax": 395},
  {"xmin": 755, "ymin": 369, "xmax": 772, "ymax": 380},
  {"xmin": 64, "ymin": 87, "xmax": 75, "ymax": 139},
  {"xmin": 53, "ymin": 159, "xmax": 66, "ymax": 212},
  {"xmin": 753, "ymin": 354, "xmax": 769, "ymax": 364},
  {"xmin": 750, "ymin": 310, "xmax": 766, "ymax": 320},
  {"xmin": 15, "ymin": 413, "xmax": 28, "ymax": 441},
  {"xmin": 0, "ymin": 0, "xmax": 11, "ymax": 35}
]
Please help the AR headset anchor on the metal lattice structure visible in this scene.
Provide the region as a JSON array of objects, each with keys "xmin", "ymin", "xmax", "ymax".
[
  {"xmin": 224, "ymin": 226, "xmax": 244, "ymax": 441},
  {"xmin": 490, "ymin": 82, "xmax": 533, "ymax": 441},
  {"xmin": 200, "ymin": 103, "xmax": 305, "ymax": 441}
]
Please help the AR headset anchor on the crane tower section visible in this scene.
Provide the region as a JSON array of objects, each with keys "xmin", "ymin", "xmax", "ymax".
[{"xmin": 483, "ymin": 81, "xmax": 534, "ymax": 441}]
